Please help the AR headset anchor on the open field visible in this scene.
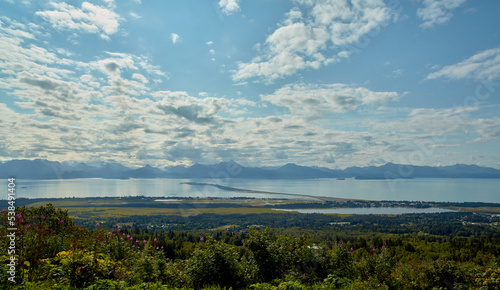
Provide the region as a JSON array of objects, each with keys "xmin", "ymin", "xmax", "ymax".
[
  {"xmin": 66, "ymin": 206, "xmax": 278, "ymax": 220},
  {"xmin": 7, "ymin": 195, "xmax": 500, "ymax": 223}
]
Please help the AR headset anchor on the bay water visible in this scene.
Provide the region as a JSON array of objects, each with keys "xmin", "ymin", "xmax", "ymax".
[{"xmin": 2, "ymin": 177, "xmax": 499, "ymax": 203}]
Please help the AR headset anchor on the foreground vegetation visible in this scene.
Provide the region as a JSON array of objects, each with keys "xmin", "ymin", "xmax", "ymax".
[{"xmin": 1, "ymin": 204, "xmax": 500, "ymax": 289}]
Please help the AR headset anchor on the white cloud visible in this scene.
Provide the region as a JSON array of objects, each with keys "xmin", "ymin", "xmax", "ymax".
[
  {"xmin": 132, "ymin": 73, "xmax": 148, "ymax": 84},
  {"xmin": 470, "ymin": 118, "xmax": 500, "ymax": 142},
  {"xmin": 262, "ymin": 83, "xmax": 399, "ymax": 118},
  {"xmin": 426, "ymin": 46, "xmax": 500, "ymax": 81},
  {"xmin": 417, "ymin": 0, "xmax": 467, "ymax": 28},
  {"xmin": 170, "ymin": 33, "xmax": 181, "ymax": 44},
  {"xmin": 206, "ymin": 41, "xmax": 214, "ymax": 45},
  {"xmin": 233, "ymin": 0, "xmax": 393, "ymax": 82},
  {"xmin": 35, "ymin": 2, "xmax": 120, "ymax": 40},
  {"xmin": 218, "ymin": 0, "xmax": 241, "ymax": 16},
  {"xmin": 130, "ymin": 12, "xmax": 141, "ymax": 19}
]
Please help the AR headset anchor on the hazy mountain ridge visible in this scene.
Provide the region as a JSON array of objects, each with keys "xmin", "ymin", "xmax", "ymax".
[{"xmin": 1, "ymin": 159, "xmax": 500, "ymax": 179}]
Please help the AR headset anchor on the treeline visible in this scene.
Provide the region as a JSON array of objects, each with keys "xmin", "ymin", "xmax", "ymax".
[
  {"xmin": 76, "ymin": 211, "xmax": 500, "ymax": 237},
  {"xmin": 1, "ymin": 204, "xmax": 500, "ymax": 289},
  {"xmin": 10, "ymin": 196, "xmax": 500, "ymax": 209}
]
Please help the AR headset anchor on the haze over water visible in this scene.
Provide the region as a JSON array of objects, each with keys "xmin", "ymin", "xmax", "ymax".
[{"xmin": 5, "ymin": 178, "xmax": 500, "ymax": 203}]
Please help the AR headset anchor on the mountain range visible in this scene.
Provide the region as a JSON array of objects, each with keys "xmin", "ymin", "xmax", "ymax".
[{"xmin": 1, "ymin": 159, "xmax": 500, "ymax": 180}]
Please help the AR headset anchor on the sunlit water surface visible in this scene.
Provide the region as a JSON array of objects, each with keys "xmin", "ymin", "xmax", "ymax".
[{"xmin": 2, "ymin": 177, "xmax": 499, "ymax": 203}]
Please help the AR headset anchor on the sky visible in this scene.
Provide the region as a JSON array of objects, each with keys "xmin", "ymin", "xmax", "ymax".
[{"xmin": 1, "ymin": 0, "xmax": 500, "ymax": 169}]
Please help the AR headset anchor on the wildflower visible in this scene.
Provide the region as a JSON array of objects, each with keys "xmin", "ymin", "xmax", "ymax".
[
  {"xmin": 350, "ymin": 247, "xmax": 354, "ymax": 252},
  {"xmin": 25, "ymin": 224, "xmax": 30, "ymax": 228},
  {"xmin": 16, "ymin": 214, "xmax": 22, "ymax": 219},
  {"xmin": 1, "ymin": 209, "xmax": 6, "ymax": 213},
  {"xmin": 136, "ymin": 240, "xmax": 138, "ymax": 243},
  {"xmin": 156, "ymin": 247, "xmax": 159, "ymax": 250},
  {"xmin": 200, "ymin": 236, "xmax": 204, "ymax": 242},
  {"xmin": 382, "ymin": 245, "xmax": 386, "ymax": 250},
  {"xmin": 143, "ymin": 240, "xmax": 146, "ymax": 244},
  {"xmin": 60, "ymin": 220, "xmax": 64, "ymax": 225},
  {"xmin": 132, "ymin": 245, "xmax": 135, "ymax": 249},
  {"xmin": 96, "ymin": 222, "xmax": 100, "ymax": 229},
  {"xmin": 161, "ymin": 246, "xmax": 164, "ymax": 249},
  {"xmin": 154, "ymin": 238, "xmax": 157, "ymax": 242},
  {"xmin": 130, "ymin": 237, "xmax": 133, "ymax": 241},
  {"xmin": 42, "ymin": 216, "xmax": 45, "ymax": 220},
  {"xmin": 339, "ymin": 240, "xmax": 344, "ymax": 246},
  {"xmin": 127, "ymin": 235, "xmax": 130, "ymax": 238}
]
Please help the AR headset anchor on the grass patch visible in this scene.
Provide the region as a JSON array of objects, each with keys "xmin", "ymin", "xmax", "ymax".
[{"xmin": 63, "ymin": 206, "xmax": 278, "ymax": 220}]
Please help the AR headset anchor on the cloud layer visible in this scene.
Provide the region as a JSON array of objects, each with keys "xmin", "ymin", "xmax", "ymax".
[{"xmin": 0, "ymin": 1, "xmax": 499, "ymax": 169}]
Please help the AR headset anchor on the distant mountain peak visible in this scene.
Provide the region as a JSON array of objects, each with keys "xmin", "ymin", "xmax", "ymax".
[
  {"xmin": 0, "ymin": 159, "xmax": 499, "ymax": 180},
  {"xmin": 280, "ymin": 163, "xmax": 299, "ymax": 168}
]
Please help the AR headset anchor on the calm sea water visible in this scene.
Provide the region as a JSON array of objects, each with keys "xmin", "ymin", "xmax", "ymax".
[{"xmin": 2, "ymin": 177, "xmax": 499, "ymax": 203}]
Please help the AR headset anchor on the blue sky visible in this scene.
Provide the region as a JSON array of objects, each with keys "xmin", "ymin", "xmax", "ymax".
[{"xmin": 1, "ymin": 0, "xmax": 500, "ymax": 169}]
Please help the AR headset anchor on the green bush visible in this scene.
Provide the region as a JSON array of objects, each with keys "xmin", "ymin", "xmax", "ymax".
[{"xmin": 186, "ymin": 237, "xmax": 254, "ymax": 289}]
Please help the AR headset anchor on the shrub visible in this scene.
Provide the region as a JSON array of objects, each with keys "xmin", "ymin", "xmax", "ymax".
[{"xmin": 186, "ymin": 238, "xmax": 254, "ymax": 289}]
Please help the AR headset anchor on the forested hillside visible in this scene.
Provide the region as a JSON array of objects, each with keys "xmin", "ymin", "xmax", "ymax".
[{"xmin": 1, "ymin": 204, "xmax": 500, "ymax": 289}]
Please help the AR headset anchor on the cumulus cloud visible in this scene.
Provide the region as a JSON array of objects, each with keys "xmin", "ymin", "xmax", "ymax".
[
  {"xmin": 417, "ymin": 0, "xmax": 467, "ymax": 28},
  {"xmin": 426, "ymin": 46, "xmax": 500, "ymax": 81},
  {"xmin": 233, "ymin": 0, "xmax": 394, "ymax": 81},
  {"xmin": 170, "ymin": 33, "xmax": 181, "ymax": 44},
  {"xmin": 35, "ymin": 2, "xmax": 120, "ymax": 40},
  {"xmin": 218, "ymin": 0, "xmax": 241, "ymax": 16},
  {"xmin": 262, "ymin": 83, "xmax": 399, "ymax": 118}
]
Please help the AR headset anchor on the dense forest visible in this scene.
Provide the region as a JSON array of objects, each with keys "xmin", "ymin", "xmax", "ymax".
[{"xmin": 1, "ymin": 204, "xmax": 500, "ymax": 289}]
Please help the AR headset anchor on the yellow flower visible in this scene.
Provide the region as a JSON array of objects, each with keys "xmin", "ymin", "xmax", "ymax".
[{"xmin": 56, "ymin": 250, "xmax": 72, "ymax": 257}]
